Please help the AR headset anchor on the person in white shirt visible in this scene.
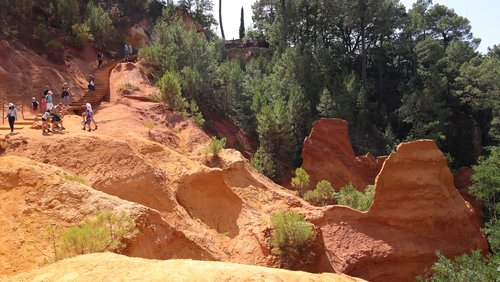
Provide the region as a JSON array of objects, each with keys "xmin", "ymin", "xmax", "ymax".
[
  {"xmin": 81, "ymin": 103, "xmax": 98, "ymax": 130},
  {"xmin": 4, "ymin": 103, "xmax": 17, "ymax": 133},
  {"xmin": 41, "ymin": 109, "xmax": 52, "ymax": 135}
]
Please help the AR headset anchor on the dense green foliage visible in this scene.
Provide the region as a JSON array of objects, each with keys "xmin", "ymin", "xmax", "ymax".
[
  {"xmin": 251, "ymin": 146, "xmax": 277, "ymax": 180},
  {"xmin": 304, "ymin": 180, "xmax": 335, "ymax": 206},
  {"xmin": 335, "ymin": 184, "xmax": 375, "ymax": 211},
  {"xmin": 418, "ymin": 251, "xmax": 499, "ymax": 282},
  {"xmin": 44, "ymin": 211, "xmax": 137, "ymax": 260},
  {"xmin": 136, "ymin": 1, "xmax": 499, "ymax": 180},
  {"xmin": 470, "ymin": 147, "xmax": 500, "ymax": 254},
  {"xmin": 270, "ymin": 211, "xmax": 316, "ymax": 267},
  {"xmin": 85, "ymin": 1, "xmax": 114, "ymax": 48},
  {"xmin": 247, "ymin": 0, "xmax": 499, "ymax": 169},
  {"xmin": 0, "ymin": 0, "xmax": 160, "ymax": 49}
]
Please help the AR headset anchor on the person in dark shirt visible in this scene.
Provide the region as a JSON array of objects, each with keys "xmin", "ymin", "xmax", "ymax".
[
  {"xmin": 43, "ymin": 85, "xmax": 49, "ymax": 98},
  {"xmin": 61, "ymin": 83, "xmax": 70, "ymax": 106},
  {"xmin": 97, "ymin": 52, "xmax": 103, "ymax": 67}
]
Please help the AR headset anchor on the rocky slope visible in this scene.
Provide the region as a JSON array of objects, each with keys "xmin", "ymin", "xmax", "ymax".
[
  {"xmin": 4, "ymin": 253, "xmax": 365, "ymax": 282},
  {"xmin": 0, "ymin": 40, "xmax": 102, "ymax": 106},
  {"xmin": 301, "ymin": 118, "xmax": 386, "ymax": 190}
]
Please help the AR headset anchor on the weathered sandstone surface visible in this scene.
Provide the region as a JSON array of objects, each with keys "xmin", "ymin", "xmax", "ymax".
[{"xmin": 3, "ymin": 253, "xmax": 365, "ymax": 282}]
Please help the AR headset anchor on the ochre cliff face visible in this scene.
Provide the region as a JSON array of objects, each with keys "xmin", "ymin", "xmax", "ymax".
[
  {"xmin": 314, "ymin": 140, "xmax": 488, "ymax": 282},
  {"xmin": 301, "ymin": 118, "xmax": 386, "ymax": 190}
]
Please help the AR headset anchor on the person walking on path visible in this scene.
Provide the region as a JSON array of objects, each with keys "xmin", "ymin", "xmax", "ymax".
[
  {"xmin": 46, "ymin": 90, "xmax": 54, "ymax": 109},
  {"xmin": 88, "ymin": 75, "xmax": 95, "ymax": 91},
  {"xmin": 97, "ymin": 52, "xmax": 103, "ymax": 67},
  {"xmin": 4, "ymin": 103, "xmax": 17, "ymax": 134},
  {"xmin": 32, "ymin": 97, "xmax": 39, "ymax": 120},
  {"xmin": 41, "ymin": 109, "xmax": 52, "ymax": 135},
  {"xmin": 61, "ymin": 83, "xmax": 70, "ymax": 107},
  {"xmin": 82, "ymin": 102, "xmax": 98, "ymax": 130},
  {"xmin": 124, "ymin": 43, "xmax": 131, "ymax": 61}
]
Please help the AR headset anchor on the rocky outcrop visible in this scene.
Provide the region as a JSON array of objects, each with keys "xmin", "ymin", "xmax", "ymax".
[
  {"xmin": 5, "ymin": 253, "xmax": 366, "ymax": 282},
  {"xmin": 0, "ymin": 135, "xmax": 315, "ymax": 275},
  {"xmin": 315, "ymin": 140, "xmax": 488, "ymax": 281},
  {"xmin": 0, "ymin": 155, "xmax": 209, "ymax": 275},
  {"xmin": 301, "ymin": 118, "xmax": 386, "ymax": 190}
]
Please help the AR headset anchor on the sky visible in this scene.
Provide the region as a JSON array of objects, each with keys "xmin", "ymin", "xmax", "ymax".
[{"xmin": 212, "ymin": 0, "xmax": 499, "ymax": 53}]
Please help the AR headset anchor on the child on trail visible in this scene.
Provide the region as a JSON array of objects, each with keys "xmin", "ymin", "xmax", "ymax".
[
  {"xmin": 41, "ymin": 109, "xmax": 52, "ymax": 135},
  {"xmin": 32, "ymin": 97, "xmax": 39, "ymax": 120},
  {"xmin": 61, "ymin": 83, "xmax": 70, "ymax": 107},
  {"xmin": 46, "ymin": 90, "xmax": 54, "ymax": 109},
  {"xmin": 4, "ymin": 103, "xmax": 17, "ymax": 134},
  {"xmin": 82, "ymin": 110, "xmax": 93, "ymax": 132},
  {"xmin": 81, "ymin": 103, "xmax": 97, "ymax": 130}
]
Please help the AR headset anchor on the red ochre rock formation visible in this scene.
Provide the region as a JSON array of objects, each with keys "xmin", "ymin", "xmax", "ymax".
[
  {"xmin": 301, "ymin": 118, "xmax": 386, "ymax": 190},
  {"xmin": 314, "ymin": 140, "xmax": 488, "ymax": 282}
]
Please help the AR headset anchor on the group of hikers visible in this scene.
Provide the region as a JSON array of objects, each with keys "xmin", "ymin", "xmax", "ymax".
[
  {"xmin": 3, "ymin": 47, "xmax": 133, "ymax": 134},
  {"xmin": 4, "ymin": 84, "xmax": 97, "ymax": 135}
]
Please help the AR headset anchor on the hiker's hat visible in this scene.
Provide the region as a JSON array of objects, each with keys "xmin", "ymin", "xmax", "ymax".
[
  {"xmin": 8, "ymin": 103, "xmax": 14, "ymax": 107},
  {"xmin": 32, "ymin": 97, "xmax": 36, "ymax": 100}
]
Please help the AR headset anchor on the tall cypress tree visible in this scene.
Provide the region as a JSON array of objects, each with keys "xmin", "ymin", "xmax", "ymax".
[
  {"xmin": 219, "ymin": 0, "xmax": 225, "ymax": 39},
  {"xmin": 239, "ymin": 6, "xmax": 245, "ymax": 39}
]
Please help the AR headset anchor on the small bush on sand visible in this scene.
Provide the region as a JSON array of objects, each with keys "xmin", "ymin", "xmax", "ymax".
[
  {"xmin": 119, "ymin": 82, "xmax": 140, "ymax": 94},
  {"xmin": 63, "ymin": 174, "xmax": 89, "ymax": 186},
  {"xmin": 157, "ymin": 71, "xmax": 187, "ymax": 111},
  {"xmin": 203, "ymin": 136, "xmax": 226, "ymax": 157},
  {"xmin": 291, "ymin": 167, "xmax": 310, "ymax": 195},
  {"xmin": 334, "ymin": 183, "xmax": 374, "ymax": 211},
  {"xmin": 44, "ymin": 211, "xmax": 137, "ymax": 260},
  {"xmin": 270, "ymin": 211, "xmax": 316, "ymax": 268},
  {"xmin": 181, "ymin": 100, "xmax": 205, "ymax": 127},
  {"xmin": 304, "ymin": 180, "xmax": 335, "ymax": 206}
]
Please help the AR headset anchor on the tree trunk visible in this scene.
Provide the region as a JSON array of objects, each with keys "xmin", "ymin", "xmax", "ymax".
[
  {"xmin": 360, "ymin": 0, "xmax": 368, "ymax": 91},
  {"xmin": 219, "ymin": 0, "xmax": 225, "ymax": 39}
]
